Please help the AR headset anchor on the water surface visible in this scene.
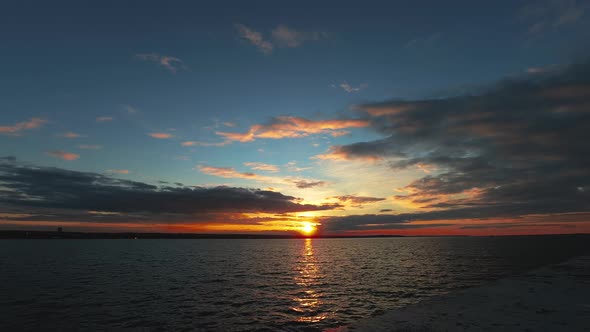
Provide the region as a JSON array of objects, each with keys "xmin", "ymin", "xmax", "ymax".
[{"xmin": 1, "ymin": 235, "xmax": 588, "ymax": 331}]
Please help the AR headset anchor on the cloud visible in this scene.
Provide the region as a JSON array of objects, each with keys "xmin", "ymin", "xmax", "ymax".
[
  {"xmin": 216, "ymin": 116, "xmax": 368, "ymax": 143},
  {"xmin": 198, "ymin": 165, "xmax": 328, "ymax": 190},
  {"xmin": 270, "ymin": 24, "xmax": 328, "ymax": 48},
  {"xmin": 235, "ymin": 24, "xmax": 328, "ymax": 54},
  {"xmin": 520, "ymin": 0, "xmax": 589, "ymax": 35},
  {"xmin": 0, "ymin": 159, "xmax": 338, "ymax": 223},
  {"xmin": 315, "ymin": 59, "xmax": 590, "ymax": 226},
  {"xmin": 289, "ymin": 179, "xmax": 326, "ymax": 189},
  {"xmin": 244, "ymin": 162, "xmax": 279, "ymax": 173},
  {"xmin": 78, "ymin": 145, "xmax": 102, "ymax": 150},
  {"xmin": 46, "ymin": 151, "xmax": 80, "ymax": 161},
  {"xmin": 136, "ymin": 53, "xmax": 187, "ymax": 73},
  {"xmin": 0, "ymin": 118, "xmax": 47, "ymax": 136},
  {"xmin": 125, "ymin": 105, "xmax": 139, "ymax": 114},
  {"xmin": 235, "ymin": 24, "xmax": 274, "ymax": 54},
  {"xmin": 339, "ymin": 82, "xmax": 368, "ymax": 93},
  {"xmin": 149, "ymin": 133, "xmax": 173, "ymax": 139},
  {"xmin": 96, "ymin": 116, "xmax": 113, "ymax": 122},
  {"xmin": 58, "ymin": 132, "xmax": 84, "ymax": 139},
  {"xmin": 197, "ymin": 165, "xmax": 276, "ymax": 182},
  {"xmin": 107, "ymin": 169, "xmax": 129, "ymax": 174},
  {"xmin": 331, "ymin": 195, "xmax": 386, "ymax": 207},
  {"xmin": 181, "ymin": 140, "xmax": 228, "ymax": 147}
]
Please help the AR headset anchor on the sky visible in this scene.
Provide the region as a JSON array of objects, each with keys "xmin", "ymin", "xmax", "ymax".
[{"xmin": 1, "ymin": 0, "xmax": 590, "ymax": 236}]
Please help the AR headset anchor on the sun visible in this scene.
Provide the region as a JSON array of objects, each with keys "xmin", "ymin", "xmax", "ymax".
[{"xmin": 300, "ymin": 222, "xmax": 317, "ymax": 236}]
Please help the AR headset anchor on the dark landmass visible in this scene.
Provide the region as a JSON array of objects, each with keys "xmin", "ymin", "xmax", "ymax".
[
  {"xmin": 0, "ymin": 230, "xmax": 407, "ymax": 239},
  {"xmin": 1, "ymin": 230, "xmax": 588, "ymax": 240}
]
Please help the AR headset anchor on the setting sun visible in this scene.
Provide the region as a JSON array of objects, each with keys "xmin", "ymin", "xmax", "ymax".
[{"xmin": 300, "ymin": 222, "xmax": 316, "ymax": 236}]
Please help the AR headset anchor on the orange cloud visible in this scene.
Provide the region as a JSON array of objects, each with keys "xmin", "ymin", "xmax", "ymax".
[
  {"xmin": 314, "ymin": 146, "xmax": 382, "ymax": 162},
  {"xmin": 243, "ymin": 162, "xmax": 279, "ymax": 172},
  {"xmin": 216, "ymin": 116, "xmax": 368, "ymax": 142},
  {"xmin": 46, "ymin": 150, "xmax": 80, "ymax": 161},
  {"xmin": 0, "ymin": 117, "xmax": 47, "ymax": 135},
  {"xmin": 59, "ymin": 132, "xmax": 84, "ymax": 138},
  {"xmin": 197, "ymin": 165, "xmax": 276, "ymax": 182},
  {"xmin": 149, "ymin": 133, "xmax": 173, "ymax": 139}
]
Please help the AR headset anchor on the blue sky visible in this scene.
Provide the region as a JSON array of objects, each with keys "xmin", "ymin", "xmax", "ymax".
[{"xmin": 1, "ymin": 0, "xmax": 590, "ymax": 234}]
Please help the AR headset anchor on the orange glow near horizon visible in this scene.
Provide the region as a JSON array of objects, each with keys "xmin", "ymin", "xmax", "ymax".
[
  {"xmin": 300, "ymin": 222, "xmax": 317, "ymax": 236},
  {"xmin": 1, "ymin": 215, "xmax": 589, "ymax": 236}
]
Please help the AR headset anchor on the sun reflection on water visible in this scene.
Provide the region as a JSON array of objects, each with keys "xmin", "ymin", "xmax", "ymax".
[{"xmin": 291, "ymin": 238, "xmax": 330, "ymax": 323}]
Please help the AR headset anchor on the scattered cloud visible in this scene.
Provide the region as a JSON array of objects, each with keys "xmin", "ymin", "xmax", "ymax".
[
  {"xmin": 338, "ymin": 82, "xmax": 368, "ymax": 93},
  {"xmin": 0, "ymin": 118, "xmax": 47, "ymax": 136},
  {"xmin": 285, "ymin": 161, "xmax": 311, "ymax": 172},
  {"xmin": 46, "ymin": 150, "xmax": 80, "ymax": 161},
  {"xmin": 181, "ymin": 140, "xmax": 228, "ymax": 147},
  {"xmin": 235, "ymin": 24, "xmax": 328, "ymax": 54},
  {"xmin": 58, "ymin": 132, "xmax": 84, "ymax": 139},
  {"xmin": 216, "ymin": 116, "xmax": 368, "ymax": 143},
  {"xmin": 235, "ymin": 24, "xmax": 274, "ymax": 54},
  {"xmin": 271, "ymin": 24, "xmax": 328, "ymax": 48},
  {"xmin": 520, "ymin": 0, "xmax": 589, "ymax": 36},
  {"xmin": 149, "ymin": 133, "xmax": 173, "ymax": 139},
  {"xmin": 244, "ymin": 162, "xmax": 279, "ymax": 172},
  {"xmin": 96, "ymin": 116, "xmax": 113, "ymax": 122},
  {"xmin": 331, "ymin": 195, "xmax": 386, "ymax": 207},
  {"xmin": 197, "ymin": 165, "xmax": 276, "ymax": 182},
  {"xmin": 107, "ymin": 169, "xmax": 130, "ymax": 174},
  {"xmin": 125, "ymin": 105, "xmax": 139, "ymax": 114},
  {"xmin": 136, "ymin": 53, "xmax": 187, "ymax": 73},
  {"xmin": 289, "ymin": 179, "xmax": 326, "ymax": 189}
]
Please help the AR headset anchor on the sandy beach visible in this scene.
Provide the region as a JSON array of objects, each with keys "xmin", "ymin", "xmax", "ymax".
[{"xmin": 337, "ymin": 255, "xmax": 590, "ymax": 332}]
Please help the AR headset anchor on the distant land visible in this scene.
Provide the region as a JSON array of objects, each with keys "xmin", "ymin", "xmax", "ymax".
[
  {"xmin": 0, "ymin": 230, "xmax": 409, "ymax": 239},
  {"xmin": 2, "ymin": 230, "xmax": 588, "ymax": 240}
]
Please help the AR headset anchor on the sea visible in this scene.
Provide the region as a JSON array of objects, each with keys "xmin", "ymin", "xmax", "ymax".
[{"xmin": 1, "ymin": 235, "xmax": 588, "ymax": 331}]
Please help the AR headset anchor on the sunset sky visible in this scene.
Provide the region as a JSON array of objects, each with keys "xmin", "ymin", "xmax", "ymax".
[{"xmin": 1, "ymin": 0, "xmax": 590, "ymax": 235}]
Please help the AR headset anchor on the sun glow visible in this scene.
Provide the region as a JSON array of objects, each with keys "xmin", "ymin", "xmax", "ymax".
[{"xmin": 300, "ymin": 222, "xmax": 317, "ymax": 236}]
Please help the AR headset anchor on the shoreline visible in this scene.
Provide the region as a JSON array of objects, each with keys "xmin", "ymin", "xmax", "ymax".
[{"xmin": 336, "ymin": 255, "xmax": 590, "ymax": 331}]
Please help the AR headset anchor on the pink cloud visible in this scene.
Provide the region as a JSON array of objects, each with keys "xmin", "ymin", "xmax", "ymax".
[
  {"xmin": 149, "ymin": 133, "xmax": 173, "ymax": 139},
  {"xmin": 0, "ymin": 117, "xmax": 47, "ymax": 135},
  {"xmin": 96, "ymin": 117, "xmax": 113, "ymax": 122},
  {"xmin": 46, "ymin": 150, "xmax": 80, "ymax": 161}
]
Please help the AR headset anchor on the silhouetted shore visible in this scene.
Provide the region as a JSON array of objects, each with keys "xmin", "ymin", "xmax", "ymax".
[
  {"xmin": 338, "ymin": 255, "xmax": 590, "ymax": 331},
  {"xmin": 0, "ymin": 230, "xmax": 407, "ymax": 239}
]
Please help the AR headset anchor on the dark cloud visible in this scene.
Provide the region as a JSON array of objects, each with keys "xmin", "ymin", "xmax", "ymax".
[
  {"xmin": 320, "ymin": 60, "xmax": 590, "ymax": 227},
  {"xmin": 332, "ymin": 195, "xmax": 386, "ymax": 207},
  {"xmin": 319, "ymin": 214, "xmax": 453, "ymax": 232},
  {"xmin": 290, "ymin": 179, "xmax": 326, "ymax": 189},
  {"xmin": 0, "ymin": 158, "xmax": 338, "ymax": 224}
]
